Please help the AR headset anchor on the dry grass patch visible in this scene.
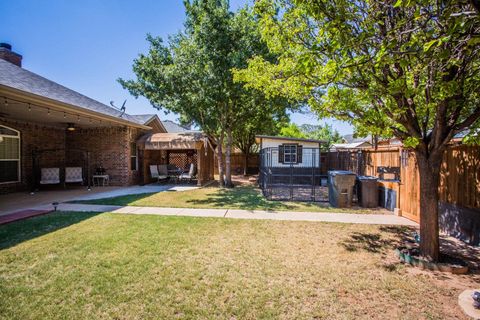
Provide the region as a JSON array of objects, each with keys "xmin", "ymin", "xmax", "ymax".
[{"xmin": 0, "ymin": 212, "xmax": 476, "ymax": 319}]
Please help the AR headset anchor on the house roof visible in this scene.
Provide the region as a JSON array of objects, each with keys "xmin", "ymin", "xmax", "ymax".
[
  {"xmin": 342, "ymin": 134, "xmax": 372, "ymax": 144},
  {"xmin": 331, "ymin": 141, "xmax": 372, "ymax": 149},
  {"xmin": 161, "ymin": 120, "xmax": 192, "ymax": 133},
  {"xmin": 0, "ymin": 59, "xmax": 147, "ymax": 128},
  {"xmin": 129, "ymin": 114, "xmax": 158, "ymax": 125},
  {"xmin": 255, "ymin": 135, "xmax": 326, "ymax": 144}
]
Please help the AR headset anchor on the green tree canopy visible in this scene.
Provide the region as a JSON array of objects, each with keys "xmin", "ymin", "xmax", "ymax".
[
  {"xmin": 120, "ymin": 0, "xmax": 294, "ymax": 187},
  {"xmin": 278, "ymin": 123, "xmax": 343, "ymax": 149},
  {"xmin": 300, "ymin": 124, "xmax": 342, "ymax": 148},
  {"xmin": 234, "ymin": 0, "xmax": 480, "ymax": 261},
  {"xmin": 279, "ymin": 123, "xmax": 306, "ymax": 139}
]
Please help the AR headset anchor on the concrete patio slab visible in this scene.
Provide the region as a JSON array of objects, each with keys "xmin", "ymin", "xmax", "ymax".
[
  {"xmin": 70, "ymin": 185, "xmax": 199, "ymax": 201},
  {"xmin": 0, "ymin": 184, "xmax": 199, "ymax": 215}
]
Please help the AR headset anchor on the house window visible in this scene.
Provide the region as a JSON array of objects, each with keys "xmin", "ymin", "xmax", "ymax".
[
  {"xmin": 0, "ymin": 125, "xmax": 20, "ymax": 183},
  {"xmin": 283, "ymin": 144, "xmax": 297, "ymax": 163},
  {"xmin": 130, "ymin": 142, "xmax": 138, "ymax": 171}
]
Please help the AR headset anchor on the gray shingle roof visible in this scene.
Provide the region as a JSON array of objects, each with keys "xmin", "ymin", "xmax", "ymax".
[
  {"xmin": 0, "ymin": 59, "xmax": 142, "ymax": 125},
  {"xmin": 129, "ymin": 114, "xmax": 157, "ymax": 125},
  {"xmin": 161, "ymin": 120, "xmax": 191, "ymax": 133},
  {"xmin": 342, "ymin": 134, "xmax": 372, "ymax": 144}
]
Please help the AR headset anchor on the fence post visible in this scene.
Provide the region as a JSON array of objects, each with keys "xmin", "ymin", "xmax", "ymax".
[{"xmin": 311, "ymin": 148, "xmax": 315, "ymax": 201}]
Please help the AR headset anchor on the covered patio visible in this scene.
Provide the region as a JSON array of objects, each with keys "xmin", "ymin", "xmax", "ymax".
[{"xmin": 137, "ymin": 132, "xmax": 215, "ymax": 186}]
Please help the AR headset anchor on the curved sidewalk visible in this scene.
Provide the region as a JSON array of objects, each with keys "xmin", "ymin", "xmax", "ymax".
[{"xmin": 36, "ymin": 203, "xmax": 418, "ymax": 226}]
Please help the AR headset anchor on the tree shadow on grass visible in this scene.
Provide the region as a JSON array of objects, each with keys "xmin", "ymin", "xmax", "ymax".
[
  {"xmin": 0, "ymin": 211, "xmax": 101, "ymax": 250},
  {"xmin": 341, "ymin": 226, "xmax": 414, "ymax": 254},
  {"xmin": 185, "ymin": 186, "xmax": 299, "ymax": 211}
]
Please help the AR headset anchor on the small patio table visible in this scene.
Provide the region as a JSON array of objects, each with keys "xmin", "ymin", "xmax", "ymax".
[
  {"xmin": 167, "ymin": 168, "xmax": 183, "ymax": 183},
  {"xmin": 92, "ymin": 174, "xmax": 109, "ymax": 187}
]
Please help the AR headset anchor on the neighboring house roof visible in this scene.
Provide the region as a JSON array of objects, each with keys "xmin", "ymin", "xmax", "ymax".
[
  {"xmin": 331, "ymin": 141, "xmax": 372, "ymax": 150},
  {"xmin": 256, "ymin": 135, "xmax": 326, "ymax": 144},
  {"xmin": 129, "ymin": 113, "xmax": 166, "ymax": 130},
  {"xmin": 342, "ymin": 134, "xmax": 372, "ymax": 144},
  {"xmin": 161, "ymin": 120, "xmax": 192, "ymax": 133},
  {"xmin": 0, "ymin": 59, "xmax": 147, "ymax": 128}
]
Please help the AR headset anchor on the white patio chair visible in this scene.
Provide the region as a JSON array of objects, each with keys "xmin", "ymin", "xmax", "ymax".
[
  {"xmin": 40, "ymin": 167, "xmax": 60, "ymax": 185},
  {"xmin": 150, "ymin": 164, "xmax": 168, "ymax": 182},
  {"xmin": 158, "ymin": 165, "xmax": 168, "ymax": 181},
  {"xmin": 65, "ymin": 167, "xmax": 83, "ymax": 184},
  {"xmin": 179, "ymin": 163, "xmax": 196, "ymax": 183}
]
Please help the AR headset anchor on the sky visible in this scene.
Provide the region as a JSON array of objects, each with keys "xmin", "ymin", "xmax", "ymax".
[{"xmin": 0, "ymin": 0, "xmax": 353, "ymax": 135}]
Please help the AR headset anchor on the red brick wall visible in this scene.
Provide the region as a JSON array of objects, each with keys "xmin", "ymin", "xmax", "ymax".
[
  {"xmin": 66, "ymin": 126, "xmax": 146, "ymax": 186},
  {"xmin": 1, "ymin": 118, "xmax": 147, "ymax": 193},
  {"xmin": 0, "ymin": 118, "xmax": 65, "ymax": 193}
]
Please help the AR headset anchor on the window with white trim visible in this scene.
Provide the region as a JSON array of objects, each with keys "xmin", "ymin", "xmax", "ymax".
[
  {"xmin": 130, "ymin": 142, "xmax": 138, "ymax": 171},
  {"xmin": 283, "ymin": 144, "xmax": 297, "ymax": 163},
  {"xmin": 0, "ymin": 125, "xmax": 20, "ymax": 183}
]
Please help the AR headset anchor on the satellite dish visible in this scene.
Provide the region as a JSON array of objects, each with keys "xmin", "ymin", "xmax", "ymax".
[{"xmin": 110, "ymin": 99, "xmax": 127, "ymax": 117}]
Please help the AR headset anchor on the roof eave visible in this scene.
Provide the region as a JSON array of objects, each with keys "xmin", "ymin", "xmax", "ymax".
[
  {"xmin": 0, "ymin": 84, "xmax": 151, "ymax": 130},
  {"xmin": 255, "ymin": 135, "xmax": 327, "ymax": 144},
  {"xmin": 145, "ymin": 115, "xmax": 168, "ymax": 132}
]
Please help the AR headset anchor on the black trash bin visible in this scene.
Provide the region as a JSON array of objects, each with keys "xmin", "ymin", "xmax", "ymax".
[
  {"xmin": 357, "ymin": 176, "xmax": 379, "ymax": 208},
  {"xmin": 328, "ymin": 171, "xmax": 356, "ymax": 207}
]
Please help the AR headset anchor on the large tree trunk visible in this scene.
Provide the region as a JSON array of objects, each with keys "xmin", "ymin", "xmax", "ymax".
[
  {"xmin": 216, "ymin": 133, "xmax": 225, "ymax": 187},
  {"xmin": 415, "ymin": 151, "xmax": 442, "ymax": 262},
  {"xmin": 224, "ymin": 127, "xmax": 234, "ymax": 188}
]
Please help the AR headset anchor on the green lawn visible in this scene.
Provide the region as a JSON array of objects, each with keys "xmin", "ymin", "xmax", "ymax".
[
  {"xmin": 0, "ymin": 212, "xmax": 471, "ymax": 319},
  {"xmin": 74, "ymin": 185, "xmax": 382, "ymax": 214}
]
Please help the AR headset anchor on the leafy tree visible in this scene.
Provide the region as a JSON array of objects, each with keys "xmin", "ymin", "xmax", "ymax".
[
  {"xmin": 279, "ymin": 123, "xmax": 306, "ymax": 138},
  {"xmin": 233, "ymin": 97, "xmax": 289, "ymax": 175},
  {"xmin": 235, "ymin": 0, "xmax": 480, "ymax": 261},
  {"xmin": 120, "ymin": 0, "xmax": 294, "ymax": 187},
  {"xmin": 300, "ymin": 124, "xmax": 343, "ymax": 149}
]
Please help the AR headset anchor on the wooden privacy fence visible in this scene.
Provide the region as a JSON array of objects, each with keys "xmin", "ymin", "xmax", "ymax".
[
  {"xmin": 213, "ymin": 147, "xmax": 479, "ymax": 223},
  {"xmin": 214, "ymin": 153, "xmax": 260, "ymax": 175},
  {"xmin": 327, "ymin": 145, "xmax": 480, "ymax": 223}
]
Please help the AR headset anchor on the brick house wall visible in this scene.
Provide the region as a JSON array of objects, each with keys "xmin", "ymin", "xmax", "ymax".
[
  {"xmin": 65, "ymin": 126, "xmax": 146, "ymax": 186},
  {"xmin": 0, "ymin": 118, "xmax": 148, "ymax": 194},
  {"xmin": 0, "ymin": 118, "xmax": 65, "ymax": 193}
]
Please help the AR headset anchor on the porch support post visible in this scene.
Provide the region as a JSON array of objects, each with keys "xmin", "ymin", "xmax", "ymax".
[{"xmin": 197, "ymin": 146, "xmax": 204, "ymax": 186}]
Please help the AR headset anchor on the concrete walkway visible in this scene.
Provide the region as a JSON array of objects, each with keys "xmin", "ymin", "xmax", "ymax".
[{"xmin": 37, "ymin": 203, "xmax": 419, "ymax": 226}]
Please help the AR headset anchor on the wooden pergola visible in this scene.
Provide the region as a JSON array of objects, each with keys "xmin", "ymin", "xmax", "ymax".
[{"xmin": 136, "ymin": 132, "xmax": 215, "ymax": 186}]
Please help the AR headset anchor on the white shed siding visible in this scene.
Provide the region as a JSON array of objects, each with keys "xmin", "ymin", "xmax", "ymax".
[{"xmin": 260, "ymin": 137, "xmax": 320, "ymax": 168}]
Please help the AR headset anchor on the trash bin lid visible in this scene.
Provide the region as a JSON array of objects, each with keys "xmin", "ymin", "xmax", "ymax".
[{"xmin": 328, "ymin": 170, "xmax": 356, "ymax": 176}]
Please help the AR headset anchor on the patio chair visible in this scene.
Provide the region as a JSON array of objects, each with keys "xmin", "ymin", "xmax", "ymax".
[
  {"xmin": 65, "ymin": 167, "xmax": 83, "ymax": 184},
  {"xmin": 150, "ymin": 164, "xmax": 168, "ymax": 183},
  {"xmin": 158, "ymin": 164, "xmax": 169, "ymax": 181},
  {"xmin": 179, "ymin": 163, "xmax": 196, "ymax": 184},
  {"xmin": 40, "ymin": 167, "xmax": 60, "ymax": 185}
]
